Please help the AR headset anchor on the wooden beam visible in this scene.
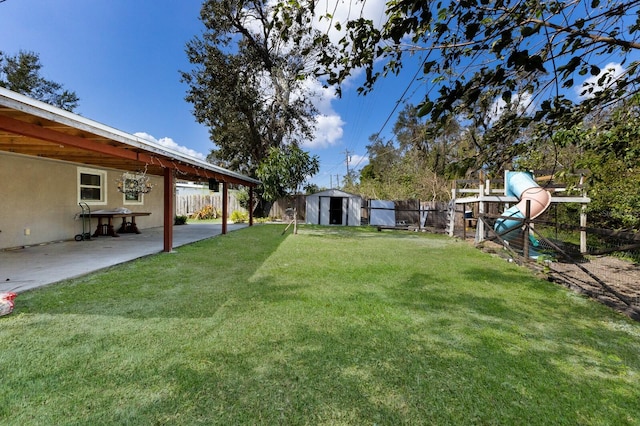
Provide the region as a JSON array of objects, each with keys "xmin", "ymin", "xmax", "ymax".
[
  {"xmin": 0, "ymin": 114, "xmax": 150, "ymax": 161},
  {"xmin": 249, "ymin": 187, "xmax": 254, "ymax": 226},
  {"xmin": 0, "ymin": 114, "xmax": 259, "ymax": 186},
  {"xmin": 163, "ymin": 168, "xmax": 174, "ymax": 252},
  {"xmin": 222, "ymin": 183, "xmax": 228, "ymax": 235}
]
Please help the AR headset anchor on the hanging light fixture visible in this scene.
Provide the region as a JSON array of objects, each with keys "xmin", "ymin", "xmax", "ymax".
[{"xmin": 115, "ymin": 167, "xmax": 154, "ymax": 196}]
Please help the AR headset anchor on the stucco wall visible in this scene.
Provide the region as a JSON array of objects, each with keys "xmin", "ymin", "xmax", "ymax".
[{"xmin": 0, "ymin": 152, "xmax": 165, "ymax": 249}]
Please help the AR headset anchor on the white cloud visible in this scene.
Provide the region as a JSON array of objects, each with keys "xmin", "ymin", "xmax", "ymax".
[
  {"xmin": 201, "ymin": 1, "xmax": 389, "ymax": 152},
  {"xmin": 349, "ymin": 154, "xmax": 369, "ymax": 170},
  {"xmin": 276, "ymin": 0, "xmax": 388, "ymax": 149},
  {"xmin": 488, "ymin": 92, "xmax": 535, "ymax": 123},
  {"xmin": 305, "ymin": 114, "xmax": 344, "ymax": 149},
  {"xmin": 576, "ymin": 62, "xmax": 624, "ymax": 99},
  {"xmin": 313, "ymin": 0, "xmax": 387, "ymax": 44},
  {"xmin": 299, "ymin": 77, "xmax": 345, "ymax": 149},
  {"xmin": 311, "ymin": 0, "xmax": 388, "ymax": 89},
  {"xmin": 134, "ymin": 132, "xmax": 207, "ymax": 160}
]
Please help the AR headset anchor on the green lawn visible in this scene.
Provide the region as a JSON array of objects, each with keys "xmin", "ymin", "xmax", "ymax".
[{"xmin": 1, "ymin": 225, "xmax": 639, "ymax": 425}]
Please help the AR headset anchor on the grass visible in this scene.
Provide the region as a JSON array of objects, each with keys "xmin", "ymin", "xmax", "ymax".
[
  {"xmin": 1, "ymin": 225, "xmax": 640, "ymax": 425},
  {"xmin": 186, "ymin": 217, "xmax": 223, "ymax": 224}
]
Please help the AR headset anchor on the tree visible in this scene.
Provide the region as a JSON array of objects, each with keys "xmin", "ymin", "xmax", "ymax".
[
  {"xmin": 181, "ymin": 0, "xmax": 319, "ymax": 178},
  {"xmin": 571, "ymin": 96, "xmax": 640, "ymax": 230},
  {"xmin": 277, "ymin": 0, "xmax": 640, "ymax": 150},
  {"xmin": 0, "ymin": 50, "xmax": 79, "ymax": 111},
  {"xmin": 356, "ymin": 124, "xmax": 453, "ymax": 201},
  {"xmin": 257, "ymin": 145, "xmax": 319, "ymax": 200},
  {"xmin": 512, "ymin": 94, "xmax": 640, "ymax": 230},
  {"xmin": 256, "ymin": 145, "xmax": 319, "ymax": 233}
]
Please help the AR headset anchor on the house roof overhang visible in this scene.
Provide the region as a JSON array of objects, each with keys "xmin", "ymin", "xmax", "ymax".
[{"xmin": 0, "ymin": 88, "xmax": 260, "ymax": 187}]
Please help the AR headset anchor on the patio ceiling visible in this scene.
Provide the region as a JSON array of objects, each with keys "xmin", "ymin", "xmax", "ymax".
[{"xmin": 0, "ymin": 88, "xmax": 260, "ymax": 187}]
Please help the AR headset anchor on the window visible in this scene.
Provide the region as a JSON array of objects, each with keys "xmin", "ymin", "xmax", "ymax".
[
  {"xmin": 123, "ymin": 182, "xmax": 144, "ymax": 205},
  {"xmin": 78, "ymin": 167, "xmax": 107, "ymax": 205}
]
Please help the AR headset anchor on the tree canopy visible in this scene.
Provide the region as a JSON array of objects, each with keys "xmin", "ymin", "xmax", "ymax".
[
  {"xmin": 256, "ymin": 144, "xmax": 319, "ymax": 202},
  {"xmin": 279, "ymin": 0, "xmax": 640, "ymax": 136},
  {"xmin": 0, "ymin": 50, "xmax": 79, "ymax": 112},
  {"xmin": 515, "ymin": 93, "xmax": 640, "ymax": 229},
  {"xmin": 181, "ymin": 0, "xmax": 320, "ymax": 177}
]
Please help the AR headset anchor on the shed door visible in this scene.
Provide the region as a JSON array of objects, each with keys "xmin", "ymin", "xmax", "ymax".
[{"xmin": 330, "ymin": 197, "xmax": 344, "ymax": 225}]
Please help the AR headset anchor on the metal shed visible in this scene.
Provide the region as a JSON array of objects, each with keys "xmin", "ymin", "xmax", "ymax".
[{"xmin": 305, "ymin": 189, "xmax": 362, "ymax": 226}]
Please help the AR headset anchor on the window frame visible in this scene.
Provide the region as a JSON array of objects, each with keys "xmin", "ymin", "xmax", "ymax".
[
  {"xmin": 77, "ymin": 167, "xmax": 107, "ymax": 205},
  {"xmin": 122, "ymin": 185, "xmax": 144, "ymax": 205}
]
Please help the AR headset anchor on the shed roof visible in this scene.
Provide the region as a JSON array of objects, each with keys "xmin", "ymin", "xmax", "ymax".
[
  {"xmin": 0, "ymin": 87, "xmax": 259, "ymax": 187},
  {"xmin": 307, "ymin": 189, "xmax": 362, "ymax": 199}
]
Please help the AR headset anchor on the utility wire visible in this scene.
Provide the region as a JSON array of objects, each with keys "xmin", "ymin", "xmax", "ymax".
[{"xmin": 350, "ymin": 50, "xmax": 434, "ymax": 172}]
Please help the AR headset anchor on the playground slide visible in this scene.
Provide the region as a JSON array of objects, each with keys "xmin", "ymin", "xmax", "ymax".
[{"xmin": 494, "ymin": 171, "xmax": 551, "ymax": 252}]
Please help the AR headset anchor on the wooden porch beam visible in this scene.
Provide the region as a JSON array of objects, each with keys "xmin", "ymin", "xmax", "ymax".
[
  {"xmin": 249, "ymin": 187, "xmax": 254, "ymax": 226},
  {"xmin": 0, "ymin": 114, "xmax": 149, "ymax": 162},
  {"xmin": 222, "ymin": 183, "xmax": 228, "ymax": 235},
  {"xmin": 163, "ymin": 168, "xmax": 174, "ymax": 252},
  {"xmin": 0, "ymin": 115, "xmax": 258, "ymax": 187}
]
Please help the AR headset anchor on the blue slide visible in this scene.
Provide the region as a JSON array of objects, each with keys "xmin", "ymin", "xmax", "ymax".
[{"xmin": 494, "ymin": 171, "xmax": 551, "ymax": 257}]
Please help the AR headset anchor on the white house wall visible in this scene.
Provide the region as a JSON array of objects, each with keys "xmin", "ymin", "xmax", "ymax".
[{"xmin": 0, "ymin": 152, "xmax": 165, "ymax": 250}]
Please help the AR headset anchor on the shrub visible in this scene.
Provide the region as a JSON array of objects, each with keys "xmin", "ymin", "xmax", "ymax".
[
  {"xmin": 230, "ymin": 210, "xmax": 249, "ymax": 223},
  {"xmin": 193, "ymin": 205, "xmax": 218, "ymax": 220},
  {"xmin": 174, "ymin": 215, "xmax": 188, "ymax": 225}
]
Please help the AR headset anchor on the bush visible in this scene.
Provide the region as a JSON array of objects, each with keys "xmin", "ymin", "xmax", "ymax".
[
  {"xmin": 193, "ymin": 205, "xmax": 218, "ymax": 220},
  {"xmin": 230, "ymin": 210, "xmax": 249, "ymax": 223},
  {"xmin": 174, "ymin": 215, "xmax": 188, "ymax": 225}
]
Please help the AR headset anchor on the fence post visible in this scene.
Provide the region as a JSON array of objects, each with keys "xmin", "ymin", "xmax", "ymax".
[
  {"xmin": 478, "ymin": 183, "xmax": 485, "ymax": 243},
  {"xmin": 523, "ymin": 199, "xmax": 531, "ymax": 259},
  {"xmin": 580, "ymin": 202, "xmax": 587, "ymax": 254}
]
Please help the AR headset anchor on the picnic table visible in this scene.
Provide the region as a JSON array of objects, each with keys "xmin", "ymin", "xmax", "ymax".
[{"xmin": 84, "ymin": 210, "xmax": 151, "ymax": 237}]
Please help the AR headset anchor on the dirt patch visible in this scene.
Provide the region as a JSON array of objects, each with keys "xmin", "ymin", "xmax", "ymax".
[
  {"xmin": 477, "ymin": 239, "xmax": 640, "ymax": 321},
  {"xmin": 546, "ymin": 256, "xmax": 640, "ymax": 320}
]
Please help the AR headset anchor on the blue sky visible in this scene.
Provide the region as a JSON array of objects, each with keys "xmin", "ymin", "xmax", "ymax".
[
  {"xmin": 4, "ymin": 1, "xmax": 628, "ymax": 189},
  {"xmin": 0, "ymin": 0, "xmax": 426, "ymax": 188}
]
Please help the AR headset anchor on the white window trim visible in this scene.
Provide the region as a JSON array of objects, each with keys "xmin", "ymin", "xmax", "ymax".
[
  {"xmin": 123, "ymin": 192, "xmax": 144, "ymax": 205},
  {"xmin": 77, "ymin": 167, "xmax": 107, "ymax": 205}
]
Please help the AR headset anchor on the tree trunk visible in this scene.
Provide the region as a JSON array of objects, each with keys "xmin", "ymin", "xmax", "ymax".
[{"xmin": 254, "ymin": 198, "xmax": 273, "ymax": 218}]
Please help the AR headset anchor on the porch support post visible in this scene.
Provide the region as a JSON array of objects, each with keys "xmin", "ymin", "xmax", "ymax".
[
  {"xmin": 163, "ymin": 168, "xmax": 174, "ymax": 252},
  {"xmin": 249, "ymin": 187, "xmax": 254, "ymax": 226},
  {"xmin": 222, "ymin": 182, "xmax": 228, "ymax": 235}
]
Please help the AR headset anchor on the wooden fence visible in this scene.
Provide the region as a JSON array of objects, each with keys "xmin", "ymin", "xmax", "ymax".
[
  {"xmin": 176, "ymin": 194, "xmax": 450, "ymax": 231},
  {"xmin": 268, "ymin": 196, "xmax": 307, "ymax": 220},
  {"xmin": 381, "ymin": 200, "xmax": 450, "ymax": 230},
  {"xmin": 175, "ymin": 193, "xmax": 246, "ymax": 217},
  {"xmin": 175, "ymin": 193, "xmax": 305, "ymax": 220}
]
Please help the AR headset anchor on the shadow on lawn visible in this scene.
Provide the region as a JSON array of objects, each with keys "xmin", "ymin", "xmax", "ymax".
[
  {"xmin": 121, "ymin": 290, "xmax": 640, "ymax": 424},
  {"xmin": 14, "ymin": 225, "xmax": 292, "ymax": 319},
  {"xmin": 5, "ymin": 226, "xmax": 640, "ymax": 424},
  {"xmin": 374, "ymin": 271, "xmax": 640, "ymax": 423}
]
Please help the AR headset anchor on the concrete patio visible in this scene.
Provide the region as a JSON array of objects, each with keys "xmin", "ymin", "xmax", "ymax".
[{"xmin": 0, "ymin": 223, "xmax": 247, "ymax": 294}]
